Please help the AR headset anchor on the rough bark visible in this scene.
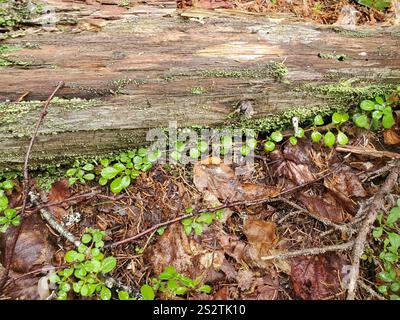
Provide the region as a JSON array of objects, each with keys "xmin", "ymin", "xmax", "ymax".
[{"xmin": 1, "ymin": 1, "xmax": 400, "ymax": 169}]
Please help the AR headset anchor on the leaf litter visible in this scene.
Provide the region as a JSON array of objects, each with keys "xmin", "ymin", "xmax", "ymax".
[{"xmin": 1, "ymin": 112, "xmax": 399, "ymax": 300}]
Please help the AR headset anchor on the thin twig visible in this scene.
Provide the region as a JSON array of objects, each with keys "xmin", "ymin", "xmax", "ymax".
[
  {"xmin": 0, "ymin": 81, "xmax": 64, "ymax": 290},
  {"xmin": 261, "ymin": 241, "xmax": 354, "ymax": 261},
  {"xmin": 346, "ymin": 164, "xmax": 399, "ymax": 300},
  {"xmin": 110, "ymin": 166, "xmax": 342, "ymax": 247}
]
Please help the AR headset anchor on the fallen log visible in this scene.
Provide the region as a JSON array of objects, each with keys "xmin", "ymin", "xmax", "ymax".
[{"xmin": 1, "ymin": 3, "xmax": 400, "ymax": 170}]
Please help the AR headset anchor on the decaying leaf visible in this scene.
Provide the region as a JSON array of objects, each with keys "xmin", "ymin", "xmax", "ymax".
[
  {"xmin": 193, "ymin": 157, "xmax": 280, "ymax": 202},
  {"xmin": 146, "ymin": 223, "xmax": 224, "ymax": 279},
  {"xmin": 324, "ymin": 169, "xmax": 367, "ymax": 215},
  {"xmin": 0, "ymin": 214, "xmax": 55, "ymax": 274},
  {"xmin": 383, "ymin": 110, "xmax": 400, "ymax": 145},
  {"xmin": 298, "ymin": 193, "xmax": 345, "ymax": 224},
  {"xmin": 291, "ymin": 252, "xmax": 347, "ymax": 300},
  {"xmin": 45, "ymin": 180, "xmax": 71, "ymax": 222},
  {"xmin": 271, "ymin": 144, "xmax": 315, "ymax": 186}
]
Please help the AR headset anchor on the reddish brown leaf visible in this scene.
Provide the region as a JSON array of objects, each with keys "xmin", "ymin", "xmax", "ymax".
[
  {"xmin": 46, "ymin": 180, "xmax": 71, "ymax": 222},
  {"xmin": 193, "ymin": 157, "xmax": 280, "ymax": 202},
  {"xmin": 298, "ymin": 193, "xmax": 345, "ymax": 224},
  {"xmin": 291, "ymin": 252, "xmax": 346, "ymax": 300},
  {"xmin": 0, "ymin": 214, "xmax": 55, "ymax": 274}
]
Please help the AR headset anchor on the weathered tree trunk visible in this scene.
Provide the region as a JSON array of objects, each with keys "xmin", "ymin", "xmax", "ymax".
[{"xmin": 1, "ymin": 2, "xmax": 400, "ymax": 170}]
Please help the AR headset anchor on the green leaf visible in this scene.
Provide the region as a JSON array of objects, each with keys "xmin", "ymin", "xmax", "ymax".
[
  {"xmin": 77, "ymin": 244, "xmax": 88, "ymax": 253},
  {"xmin": 0, "ymin": 194, "xmax": 9, "ymax": 211},
  {"xmin": 175, "ymin": 287, "xmax": 187, "ymax": 295},
  {"xmin": 270, "ymin": 131, "xmax": 283, "ymax": 143},
  {"xmin": 148, "ymin": 149, "xmax": 161, "ymax": 162},
  {"xmin": 167, "ymin": 279, "xmax": 178, "ymax": 290},
  {"xmin": 175, "ymin": 141, "xmax": 186, "ymax": 153},
  {"xmin": 138, "ymin": 148, "xmax": 148, "ymax": 157},
  {"xmin": 65, "ymin": 250, "xmax": 77, "ymax": 263},
  {"xmin": 157, "ymin": 226, "xmax": 166, "ymax": 236},
  {"xmin": 289, "ymin": 136, "xmax": 297, "ymax": 145},
  {"xmin": 324, "ymin": 131, "xmax": 335, "ymax": 147},
  {"xmin": 372, "ymin": 110, "xmax": 383, "ymax": 120},
  {"xmin": 4, "ymin": 208, "xmax": 16, "ymax": 219},
  {"xmin": 49, "ymin": 273, "xmax": 60, "ymax": 283},
  {"xmin": 66, "ymin": 168, "xmax": 77, "ymax": 177},
  {"xmin": 373, "ymin": 227, "xmax": 383, "ymax": 239},
  {"xmin": 100, "ymin": 159, "xmax": 110, "ymax": 167},
  {"xmin": 100, "ymin": 286, "xmax": 112, "ymax": 300},
  {"xmin": 264, "ymin": 141, "xmax": 276, "ymax": 152},
  {"xmin": 73, "ymin": 281, "xmax": 83, "ymax": 293},
  {"xmin": 118, "ymin": 291, "xmax": 131, "ymax": 300},
  {"xmin": 83, "ymin": 173, "xmax": 95, "ymax": 181},
  {"xmin": 314, "ymin": 115, "xmax": 324, "ymax": 126},
  {"xmin": 378, "ymin": 285, "xmax": 388, "ymax": 294},
  {"xmin": 311, "ymin": 131, "xmax": 322, "ymax": 143},
  {"xmin": 101, "ymin": 256, "xmax": 117, "ymax": 273},
  {"xmin": 382, "ymin": 113, "xmax": 395, "ymax": 129},
  {"xmin": 240, "ymin": 145, "xmax": 251, "ymax": 156},
  {"xmin": 183, "ymin": 225, "xmax": 192, "ymax": 235},
  {"xmin": 181, "ymin": 218, "xmax": 193, "ymax": 226},
  {"xmin": 295, "ymin": 127, "xmax": 305, "ymax": 138},
  {"xmin": 198, "ymin": 141, "xmax": 208, "ymax": 153},
  {"xmin": 391, "ymin": 282, "xmax": 400, "ymax": 293},
  {"xmin": 101, "ymin": 167, "xmax": 119, "ymax": 180},
  {"xmin": 193, "ymin": 222, "xmax": 203, "ymax": 235},
  {"xmin": 1, "ymin": 180, "xmax": 14, "ymax": 190},
  {"xmin": 141, "ymin": 284, "xmax": 155, "ymax": 300},
  {"xmin": 170, "ymin": 150, "xmax": 181, "ymax": 162},
  {"xmin": 353, "ymin": 114, "xmax": 369, "ymax": 129},
  {"xmin": 388, "ymin": 233, "xmax": 400, "ymax": 252},
  {"xmin": 63, "ymin": 268, "xmax": 74, "ymax": 277},
  {"xmin": 337, "ymin": 131, "xmax": 349, "ymax": 145},
  {"xmin": 332, "ymin": 112, "xmax": 343, "ymax": 125},
  {"xmin": 387, "ymin": 207, "xmax": 400, "ymax": 226},
  {"xmin": 360, "ymin": 100, "xmax": 375, "ymax": 111},
  {"xmin": 113, "ymin": 162, "xmax": 126, "ymax": 172},
  {"xmin": 197, "ymin": 212, "xmax": 214, "ymax": 225},
  {"xmin": 197, "ymin": 285, "xmax": 212, "ymax": 294},
  {"xmin": 375, "ymin": 96, "xmax": 384, "ymax": 105},
  {"xmin": 189, "ymin": 148, "xmax": 200, "ymax": 159},
  {"xmin": 246, "ymin": 138, "xmax": 257, "ymax": 149},
  {"xmin": 110, "ymin": 175, "xmax": 131, "ymax": 194},
  {"xmin": 80, "ymin": 284, "xmax": 90, "ymax": 297},
  {"xmin": 82, "ymin": 163, "xmax": 94, "ymax": 171},
  {"xmin": 81, "ymin": 233, "xmax": 92, "ymax": 244}
]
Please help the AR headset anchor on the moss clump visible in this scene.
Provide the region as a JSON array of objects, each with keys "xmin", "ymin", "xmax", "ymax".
[
  {"xmin": 231, "ymin": 104, "xmax": 347, "ymax": 132},
  {"xmin": 318, "ymin": 53, "xmax": 347, "ymax": 61},
  {"xmin": 304, "ymin": 81, "xmax": 395, "ymax": 99},
  {"xmin": 197, "ymin": 61, "xmax": 288, "ymax": 81},
  {"xmin": 190, "ymin": 86, "xmax": 205, "ymax": 95},
  {"xmin": 332, "ymin": 28, "xmax": 372, "ymax": 38},
  {"xmin": 0, "ymin": 98, "xmax": 101, "ymax": 137}
]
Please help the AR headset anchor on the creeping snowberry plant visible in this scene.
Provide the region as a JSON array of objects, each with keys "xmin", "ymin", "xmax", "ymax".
[
  {"xmin": 0, "ymin": 179, "xmax": 19, "ymax": 233},
  {"xmin": 50, "ymin": 228, "xmax": 117, "ymax": 300},
  {"xmin": 372, "ymin": 199, "xmax": 400, "ymax": 300}
]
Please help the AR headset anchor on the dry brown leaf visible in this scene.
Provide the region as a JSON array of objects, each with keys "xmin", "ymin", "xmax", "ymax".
[
  {"xmin": 291, "ymin": 252, "xmax": 347, "ymax": 300},
  {"xmin": 193, "ymin": 157, "xmax": 279, "ymax": 202},
  {"xmin": 146, "ymin": 223, "xmax": 224, "ymax": 279},
  {"xmin": 0, "ymin": 214, "xmax": 55, "ymax": 274},
  {"xmin": 298, "ymin": 193, "xmax": 345, "ymax": 224},
  {"xmin": 46, "ymin": 180, "xmax": 71, "ymax": 222},
  {"xmin": 384, "ymin": 110, "xmax": 400, "ymax": 145}
]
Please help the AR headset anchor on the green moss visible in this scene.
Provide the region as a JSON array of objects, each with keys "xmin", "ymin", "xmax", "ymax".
[
  {"xmin": 332, "ymin": 28, "xmax": 372, "ymax": 38},
  {"xmin": 318, "ymin": 53, "xmax": 347, "ymax": 61},
  {"xmin": 190, "ymin": 86, "xmax": 205, "ymax": 95},
  {"xmin": 231, "ymin": 104, "xmax": 347, "ymax": 132},
  {"xmin": 304, "ymin": 80, "xmax": 395, "ymax": 99},
  {"xmin": 0, "ymin": 98, "xmax": 101, "ymax": 137}
]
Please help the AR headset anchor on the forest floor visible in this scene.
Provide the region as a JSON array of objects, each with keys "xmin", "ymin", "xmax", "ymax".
[{"xmin": 0, "ymin": 0, "xmax": 400, "ymax": 301}]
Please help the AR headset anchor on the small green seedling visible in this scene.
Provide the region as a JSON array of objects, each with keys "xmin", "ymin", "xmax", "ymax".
[
  {"xmin": 50, "ymin": 228, "xmax": 118, "ymax": 300},
  {"xmin": 0, "ymin": 179, "xmax": 19, "ymax": 233},
  {"xmin": 372, "ymin": 199, "xmax": 400, "ymax": 300},
  {"xmin": 181, "ymin": 208, "xmax": 223, "ymax": 236}
]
